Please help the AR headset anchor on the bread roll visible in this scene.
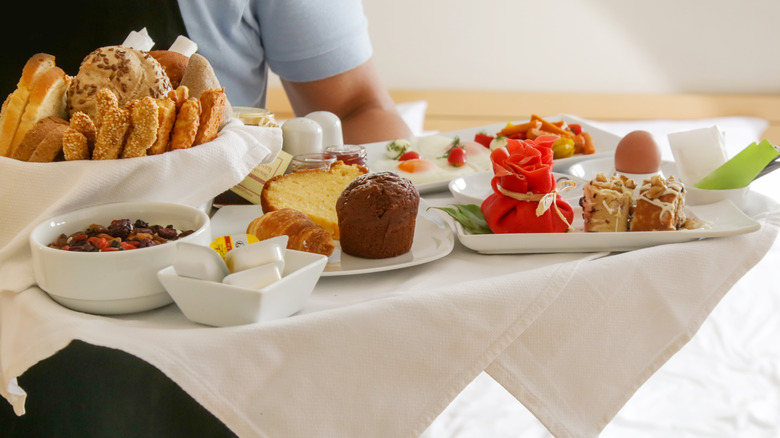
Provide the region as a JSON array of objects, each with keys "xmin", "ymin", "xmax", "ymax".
[
  {"xmin": 0, "ymin": 53, "xmax": 57, "ymax": 157},
  {"xmin": 67, "ymin": 46, "xmax": 172, "ymax": 122},
  {"xmin": 149, "ymin": 50, "xmax": 188, "ymax": 88},
  {"xmin": 180, "ymin": 53, "xmax": 232, "ymax": 127},
  {"xmin": 7, "ymin": 66, "xmax": 71, "ymax": 158},
  {"xmin": 28, "ymin": 122, "xmax": 69, "ymax": 162},
  {"xmin": 247, "ymin": 208, "xmax": 335, "ymax": 257},
  {"xmin": 12, "ymin": 116, "xmax": 68, "ymax": 161}
]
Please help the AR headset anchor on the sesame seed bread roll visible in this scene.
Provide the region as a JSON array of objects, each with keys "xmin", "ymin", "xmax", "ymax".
[{"xmin": 67, "ymin": 46, "xmax": 172, "ymax": 123}]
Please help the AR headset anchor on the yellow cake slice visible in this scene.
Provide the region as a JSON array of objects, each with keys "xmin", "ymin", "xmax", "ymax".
[{"xmin": 260, "ymin": 161, "xmax": 368, "ymax": 239}]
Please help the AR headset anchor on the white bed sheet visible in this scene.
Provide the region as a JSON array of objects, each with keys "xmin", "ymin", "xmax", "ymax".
[{"xmin": 422, "ymin": 117, "xmax": 780, "ymax": 438}]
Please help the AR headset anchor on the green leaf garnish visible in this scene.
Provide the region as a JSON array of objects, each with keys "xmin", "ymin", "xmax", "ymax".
[{"xmin": 428, "ymin": 204, "xmax": 492, "ymax": 234}]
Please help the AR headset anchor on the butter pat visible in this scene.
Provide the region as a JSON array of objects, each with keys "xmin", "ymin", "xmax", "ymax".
[
  {"xmin": 210, "ymin": 234, "xmax": 260, "ymax": 259},
  {"xmin": 668, "ymin": 126, "xmax": 728, "ymax": 186},
  {"xmin": 225, "ymin": 236, "xmax": 287, "ymax": 273}
]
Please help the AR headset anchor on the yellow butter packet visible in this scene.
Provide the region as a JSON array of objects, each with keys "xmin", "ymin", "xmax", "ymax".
[{"xmin": 210, "ymin": 234, "xmax": 259, "ymax": 259}]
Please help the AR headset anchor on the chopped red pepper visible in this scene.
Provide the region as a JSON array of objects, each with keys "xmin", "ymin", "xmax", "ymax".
[{"xmin": 473, "ymin": 133, "xmax": 493, "ymax": 148}]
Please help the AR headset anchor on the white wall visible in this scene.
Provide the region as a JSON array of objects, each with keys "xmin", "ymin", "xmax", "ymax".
[{"xmin": 361, "ymin": 0, "xmax": 780, "ymax": 94}]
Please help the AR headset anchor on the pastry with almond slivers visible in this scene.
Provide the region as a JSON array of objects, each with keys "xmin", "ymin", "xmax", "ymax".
[
  {"xmin": 580, "ymin": 172, "xmax": 636, "ymax": 232},
  {"xmin": 630, "ymin": 175, "xmax": 686, "ymax": 231}
]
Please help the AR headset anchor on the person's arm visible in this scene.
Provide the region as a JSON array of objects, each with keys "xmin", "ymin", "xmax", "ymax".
[{"xmin": 280, "ymin": 58, "xmax": 412, "ymax": 144}]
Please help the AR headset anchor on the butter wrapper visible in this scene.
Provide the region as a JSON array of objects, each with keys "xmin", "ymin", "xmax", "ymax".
[{"xmin": 229, "ymin": 150, "xmax": 292, "ymax": 204}]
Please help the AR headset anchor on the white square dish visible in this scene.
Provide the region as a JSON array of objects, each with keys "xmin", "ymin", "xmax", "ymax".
[{"xmin": 158, "ymin": 249, "xmax": 328, "ymax": 327}]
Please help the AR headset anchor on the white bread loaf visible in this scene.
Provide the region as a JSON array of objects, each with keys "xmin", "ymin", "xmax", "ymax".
[
  {"xmin": 7, "ymin": 66, "xmax": 71, "ymax": 158},
  {"xmin": 0, "ymin": 53, "xmax": 57, "ymax": 157}
]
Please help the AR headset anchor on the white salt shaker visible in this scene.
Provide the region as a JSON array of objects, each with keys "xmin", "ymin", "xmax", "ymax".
[
  {"xmin": 281, "ymin": 118, "xmax": 323, "ymax": 156},
  {"xmin": 305, "ymin": 111, "xmax": 344, "ymax": 149}
]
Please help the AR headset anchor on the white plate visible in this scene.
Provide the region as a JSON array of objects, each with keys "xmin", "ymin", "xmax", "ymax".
[
  {"xmin": 362, "ymin": 114, "xmax": 621, "ymax": 194},
  {"xmin": 455, "ymin": 200, "xmax": 760, "ymax": 254},
  {"xmin": 449, "ymin": 171, "xmax": 586, "ymax": 205},
  {"xmin": 566, "ymin": 157, "xmax": 677, "ymax": 181},
  {"xmin": 209, "ymin": 205, "xmax": 455, "ymax": 277}
]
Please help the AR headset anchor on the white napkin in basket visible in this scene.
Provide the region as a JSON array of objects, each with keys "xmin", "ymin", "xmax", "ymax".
[{"xmin": 0, "ymin": 120, "xmax": 281, "ymax": 293}]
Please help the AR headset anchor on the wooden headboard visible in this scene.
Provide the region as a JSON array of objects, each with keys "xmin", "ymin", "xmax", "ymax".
[{"xmin": 266, "ymin": 87, "xmax": 780, "ymax": 144}]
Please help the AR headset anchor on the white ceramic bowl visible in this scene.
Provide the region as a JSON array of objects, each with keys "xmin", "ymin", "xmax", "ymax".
[
  {"xmin": 685, "ymin": 186, "xmax": 750, "ymax": 209},
  {"xmin": 158, "ymin": 249, "xmax": 328, "ymax": 327},
  {"xmin": 29, "ymin": 202, "xmax": 211, "ymax": 315}
]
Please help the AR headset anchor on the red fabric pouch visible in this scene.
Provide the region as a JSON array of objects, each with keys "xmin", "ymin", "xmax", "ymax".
[{"xmin": 481, "ymin": 135, "xmax": 574, "ymax": 233}]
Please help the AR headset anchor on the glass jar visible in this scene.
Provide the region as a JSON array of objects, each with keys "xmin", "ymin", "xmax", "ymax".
[
  {"xmin": 323, "ymin": 144, "xmax": 367, "ymax": 167},
  {"xmin": 288, "ymin": 153, "xmax": 337, "ymax": 173}
]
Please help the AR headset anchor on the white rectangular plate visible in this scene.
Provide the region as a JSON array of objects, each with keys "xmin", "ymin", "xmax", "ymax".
[
  {"xmin": 362, "ymin": 114, "xmax": 621, "ymax": 194},
  {"xmin": 455, "ymin": 200, "xmax": 761, "ymax": 254}
]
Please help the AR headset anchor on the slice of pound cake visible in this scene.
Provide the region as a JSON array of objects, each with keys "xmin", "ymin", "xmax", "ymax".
[{"xmin": 260, "ymin": 161, "xmax": 368, "ymax": 239}]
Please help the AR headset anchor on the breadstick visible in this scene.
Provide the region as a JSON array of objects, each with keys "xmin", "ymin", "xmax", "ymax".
[
  {"xmin": 168, "ymin": 85, "xmax": 189, "ymax": 111},
  {"xmin": 95, "ymin": 88, "xmax": 119, "ymax": 129},
  {"xmin": 122, "ymin": 96, "xmax": 159, "ymax": 158},
  {"xmin": 62, "ymin": 127, "xmax": 90, "ymax": 160},
  {"xmin": 69, "ymin": 111, "xmax": 96, "ymax": 153},
  {"xmin": 93, "ymin": 98, "xmax": 130, "ymax": 160},
  {"xmin": 194, "ymin": 88, "xmax": 226, "ymax": 145},
  {"xmin": 168, "ymin": 99, "xmax": 200, "ymax": 150},
  {"xmin": 148, "ymin": 97, "xmax": 176, "ymax": 155}
]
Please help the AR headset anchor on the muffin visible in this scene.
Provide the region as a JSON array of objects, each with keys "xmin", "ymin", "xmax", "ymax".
[{"xmin": 336, "ymin": 172, "xmax": 420, "ymax": 259}]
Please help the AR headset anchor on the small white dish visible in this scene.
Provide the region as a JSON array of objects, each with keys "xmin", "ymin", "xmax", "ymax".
[
  {"xmin": 173, "ymin": 242, "xmax": 230, "ymax": 282},
  {"xmin": 158, "ymin": 249, "xmax": 328, "ymax": 327},
  {"xmin": 225, "ymin": 236, "xmax": 287, "ymax": 273},
  {"xmin": 686, "ymin": 186, "xmax": 750, "ymax": 209},
  {"xmin": 222, "ymin": 261, "xmax": 283, "ymax": 290},
  {"xmin": 566, "ymin": 157, "xmax": 677, "ymax": 182}
]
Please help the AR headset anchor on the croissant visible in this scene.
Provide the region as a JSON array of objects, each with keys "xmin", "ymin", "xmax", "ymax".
[{"xmin": 246, "ymin": 208, "xmax": 335, "ymax": 257}]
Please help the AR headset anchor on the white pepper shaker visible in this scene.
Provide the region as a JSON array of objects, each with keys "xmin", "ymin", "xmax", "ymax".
[
  {"xmin": 281, "ymin": 118, "xmax": 323, "ymax": 156},
  {"xmin": 305, "ymin": 111, "xmax": 344, "ymax": 149}
]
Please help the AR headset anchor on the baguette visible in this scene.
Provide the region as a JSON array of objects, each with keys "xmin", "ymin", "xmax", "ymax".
[
  {"xmin": 0, "ymin": 53, "xmax": 56, "ymax": 157},
  {"xmin": 7, "ymin": 66, "xmax": 71, "ymax": 158},
  {"xmin": 246, "ymin": 208, "xmax": 335, "ymax": 257}
]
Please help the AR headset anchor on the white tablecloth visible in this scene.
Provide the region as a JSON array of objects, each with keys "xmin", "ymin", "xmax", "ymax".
[{"xmin": 1, "ymin": 117, "xmax": 777, "ymax": 438}]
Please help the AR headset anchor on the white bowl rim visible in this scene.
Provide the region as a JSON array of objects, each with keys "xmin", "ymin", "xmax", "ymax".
[{"xmin": 30, "ymin": 201, "xmax": 210, "ymax": 255}]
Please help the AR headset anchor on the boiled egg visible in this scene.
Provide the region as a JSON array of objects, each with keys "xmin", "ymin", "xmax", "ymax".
[{"xmin": 614, "ymin": 130, "xmax": 662, "ymax": 174}]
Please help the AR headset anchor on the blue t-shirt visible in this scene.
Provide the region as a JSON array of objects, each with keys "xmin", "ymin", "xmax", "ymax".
[{"xmin": 178, "ymin": 0, "xmax": 373, "ymax": 108}]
